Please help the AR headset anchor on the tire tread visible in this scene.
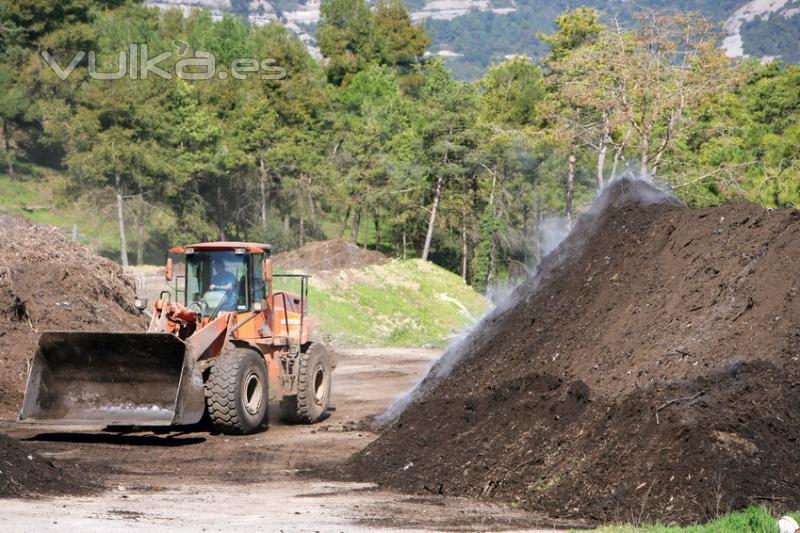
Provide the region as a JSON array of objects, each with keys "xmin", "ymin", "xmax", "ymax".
[
  {"xmin": 206, "ymin": 348, "xmax": 267, "ymax": 434},
  {"xmin": 281, "ymin": 343, "xmax": 331, "ymax": 424}
]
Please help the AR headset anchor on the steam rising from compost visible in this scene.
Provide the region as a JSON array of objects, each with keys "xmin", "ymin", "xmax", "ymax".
[
  {"xmin": 538, "ymin": 216, "xmax": 572, "ymax": 257},
  {"xmin": 377, "ymin": 173, "xmax": 678, "ymax": 423}
]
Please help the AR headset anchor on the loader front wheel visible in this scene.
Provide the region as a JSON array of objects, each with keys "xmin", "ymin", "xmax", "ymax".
[
  {"xmin": 206, "ymin": 348, "xmax": 268, "ymax": 435},
  {"xmin": 281, "ymin": 343, "xmax": 333, "ymax": 424}
]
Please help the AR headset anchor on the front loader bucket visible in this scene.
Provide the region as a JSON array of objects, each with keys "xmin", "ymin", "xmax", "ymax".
[{"xmin": 19, "ymin": 332, "xmax": 206, "ymax": 427}]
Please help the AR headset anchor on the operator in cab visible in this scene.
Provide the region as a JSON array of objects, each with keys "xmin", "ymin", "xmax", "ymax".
[
  {"xmin": 210, "ymin": 258, "xmax": 236, "ymax": 291},
  {"xmin": 208, "ymin": 258, "xmax": 238, "ymax": 311}
]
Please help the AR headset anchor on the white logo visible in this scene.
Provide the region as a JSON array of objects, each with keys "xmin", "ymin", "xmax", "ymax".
[{"xmin": 41, "ymin": 44, "xmax": 286, "ymax": 81}]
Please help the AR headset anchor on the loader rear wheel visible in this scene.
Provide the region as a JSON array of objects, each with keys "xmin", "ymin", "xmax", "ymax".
[
  {"xmin": 206, "ymin": 348, "xmax": 268, "ymax": 435},
  {"xmin": 281, "ymin": 343, "xmax": 333, "ymax": 424}
]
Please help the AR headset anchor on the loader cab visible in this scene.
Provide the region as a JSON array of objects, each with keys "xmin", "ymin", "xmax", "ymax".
[{"xmin": 167, "ymin": 242, "xmax": 271, "ymax": 316}]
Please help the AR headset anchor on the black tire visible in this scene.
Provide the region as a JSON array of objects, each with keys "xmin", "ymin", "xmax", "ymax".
[
  {"xmin": 281, "ymin": 343, "xmax": 333, "ymax": 424},
  {"xmin": 206, "ymin": 347, "xmax": 269, "ymax": 435}
]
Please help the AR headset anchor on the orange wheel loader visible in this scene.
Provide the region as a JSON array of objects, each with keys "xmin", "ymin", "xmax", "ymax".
[{"xmin": 18, "ymin": 242, "xmax": 335, "ymax": 434}]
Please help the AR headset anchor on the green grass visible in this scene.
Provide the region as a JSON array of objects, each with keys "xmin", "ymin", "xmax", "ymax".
[
  {"xmin": 0, "ymin": 173, "xmax": 121, "ymax": 254},
  {"xmin": 583, "ymin": 506, "xmax": 800, "ymax": 533},
  {"xmin": 275, "ymin": 259, "xmax": 488, "ymax": 347}
]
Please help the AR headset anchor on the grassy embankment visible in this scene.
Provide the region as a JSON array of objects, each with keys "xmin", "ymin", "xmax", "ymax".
[
  {"xmin": 582, "ymin": 507, "xmax": 800, "ymax": 533},
  {"xmin": 276, "ymin": 258, "xmax": 488, "ymax": 347},
  {"xmin": 0, "ymin": 173, "xmax": 120, "ymax": 254}
]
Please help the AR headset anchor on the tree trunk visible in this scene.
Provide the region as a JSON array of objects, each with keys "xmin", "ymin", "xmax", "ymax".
[
  {"xmin": 304, "ymin": 174, "xmax": 316, "ymax": 220},
  {"xmin": 299, "ymin": 212, "xmax": 305, "ymax": 247},
  {"xmin": 461, "ymin": 184, "xmax": 469, "ymax": 281},
  {"xmin": 565, "ymin": 152, "xmax": 576, "ymax": 224},
  {"xmin": 338, "ymin": 206, "xmax": 351, "ymax": 239},
  {"xmin": 651, "ymin": 159, "xmax": 662, "ymax": 177},
  {"xmin": 3, "ymin": 123, "xmax": 13, "ymax": 178},
  {"xmin": 361, "ymin": 216, "xmax": 368, "ymax": 249},
  {"xmin": 259, "ymin": 158, "xmax": 268, "ymax": 229},
  {"xmin": 402, "ymin": 230, "xmax": 408, "ymax": 260},
  {"xmin": 283, "ymin": 213, "xmax": 290, "ymax": 235},
  {"xmin": 597, "ymin": 111, "xmax": 610, "ymax": 188},
  {"xmin": 373, "ymin": 214, "xmax": 380, "ymax": 251},
  {"xmin": 534, "ymin": 200, "xmax": 543, "ymax": 265},
  {"xmin": 422, "ymin": 175, "xmax": 444, "ymax": 261},
  {"xmin": 612, "ymin": 148, "xmax": 622, "ymax": 179},
  {"xmin": 115, "ymin": 173, "xmax": 129, "ymax": 268},
  {"xmin": 640, "ymin": 133, "xmax": 650, "ymax": 177},
  {"xmin": 216, "ymin": 183, "xmax": 226, "ymax": 240},
  {"xmin": 461, "ymin": 209, "xmax": 468, "ymax": 282},
  {"xmin": 350, "ymin": 209, "xmax": 361, "ymax": 244},
  {"xmin": 612, "ymin": 128, "xmax": 631, "ymax": 179},
  {"xmin": 485, "ymin": 170, "xmax": 497, "ymax": 285},
  {"xmin": 488, "ymin": 232, "xmax": 496, "ymax": 288},
  {"xmin": 136, "ymin": 195, "xmax": 145, "ymax": 266},
  {"xmin": 488, "ymin": 169, "xmax": 497, "ymax": 208}
]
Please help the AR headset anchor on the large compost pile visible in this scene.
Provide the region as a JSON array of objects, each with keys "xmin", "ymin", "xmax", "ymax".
[
  {"xmin": 0, "ymin": 215, "xmax": 145, "ymax": 418},
  {"xmin": 344, "ymin": 178, "xmax": 800, "ymax": 525},
  {"xmin": 273, "ymin": 239, "xmax": 387, "ymax": 273}
]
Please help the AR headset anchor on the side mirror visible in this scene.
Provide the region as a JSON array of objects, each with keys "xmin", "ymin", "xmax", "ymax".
[
  {"xmin": 165, "ymin": 257, "xmax": 174, "ymax": 282},
  {"xmin": 263, "ymin": 258, "xmax": 272, "ymax": 283}
]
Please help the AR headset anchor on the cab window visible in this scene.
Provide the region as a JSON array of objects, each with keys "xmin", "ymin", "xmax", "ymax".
[{"xmin": 186, "ymin": 252, "xmax": 248, "ymax": 312}]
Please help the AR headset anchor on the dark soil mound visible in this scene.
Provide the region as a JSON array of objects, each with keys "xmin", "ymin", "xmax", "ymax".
[
  {"xmin": 273, "ymin": 239, "xmax": 387, "ymax": 273},
  {"xmin": 343, "ymin": 178, "xmax": 800, "ymax": 525},
  {"xmin": 0, "ymin": 215, "xmax": 146, "ymax": 417},
  {"xmin": 0, "ymin": 433, "xmax": 99, "ymax": 497}
]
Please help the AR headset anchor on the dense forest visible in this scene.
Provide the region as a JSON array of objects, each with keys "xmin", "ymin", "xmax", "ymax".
[
  {"xmin": 1, "ymin": 0, "xmax": 799, "ymax": 291},
  {"xmin": 741, "ymin": 10, "xmax": 800, "ymax": 63}
]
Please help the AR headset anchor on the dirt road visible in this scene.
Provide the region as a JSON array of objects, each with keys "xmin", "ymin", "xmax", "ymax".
[{"xmin": 0, "ymin": 348, "xmax": 570, "ymax": 532}]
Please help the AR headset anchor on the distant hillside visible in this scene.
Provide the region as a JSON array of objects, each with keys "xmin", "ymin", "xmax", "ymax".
[{"xmin": 145, "ymin": 0, "xmax": 800, "ymax": 78}]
